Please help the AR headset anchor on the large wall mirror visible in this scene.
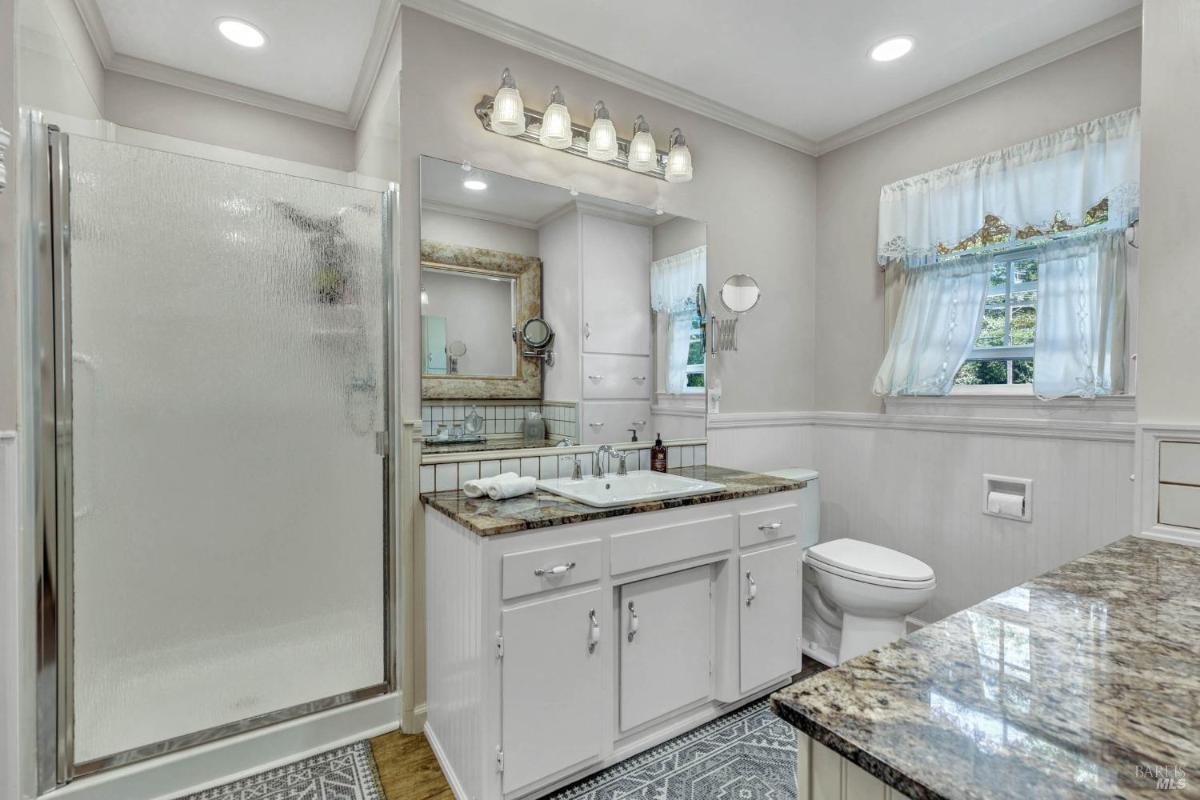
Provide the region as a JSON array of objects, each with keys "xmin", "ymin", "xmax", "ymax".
[{"xmin": 420, "ymin": 155, "xmax": 708, "ymax": 454}]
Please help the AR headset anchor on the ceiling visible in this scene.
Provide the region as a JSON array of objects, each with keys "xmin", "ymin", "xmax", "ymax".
[{"xmin": 75, "ymin": 0, "xmax": 1141, "ymax": 150}]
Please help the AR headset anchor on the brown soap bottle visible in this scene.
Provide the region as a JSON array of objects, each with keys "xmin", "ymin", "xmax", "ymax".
[{"xmin": 651, "ymin": 433, "xmax": 668, "ymax": 473}]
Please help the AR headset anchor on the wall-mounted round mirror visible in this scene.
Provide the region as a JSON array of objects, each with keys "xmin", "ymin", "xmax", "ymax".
[
  {"xmin": 719, "ymin": 274, "xmax": 761, "ymax": 313},
  {"xmin": 446, "ymin": 340, "xmax": 467, "ymax": 358},
  {"xmin": 695, "ymin": 283, "xmax": 708, "ymax": 318},
  {"xmin": 521, "ymin": 317, "xmax": 554, "ymax": 349}
]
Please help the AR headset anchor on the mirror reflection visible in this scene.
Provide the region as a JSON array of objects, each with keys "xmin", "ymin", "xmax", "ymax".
[
  {"xmin": 720, "ymin": 274, "xmax": 761, "ymax": 313},
  {"xmin": 420, "ymin": 155, "xmax": 707, "ymax": 453}
]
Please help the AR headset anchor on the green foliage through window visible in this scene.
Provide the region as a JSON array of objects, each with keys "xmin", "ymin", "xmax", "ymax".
[{"xmin": 955, "ymin": 255, "xmax": 1037, "ymax": 387}]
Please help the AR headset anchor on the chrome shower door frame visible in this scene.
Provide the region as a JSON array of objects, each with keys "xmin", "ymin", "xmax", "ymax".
[{"xmin": 30, "ymin": 121, "xmax": 399, "ymax": 793}]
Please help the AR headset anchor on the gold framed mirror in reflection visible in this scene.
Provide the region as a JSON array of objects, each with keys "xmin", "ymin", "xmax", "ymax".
[{"xmin": 420, "ymin": 239, "xmax": 542, "ymax": 400}]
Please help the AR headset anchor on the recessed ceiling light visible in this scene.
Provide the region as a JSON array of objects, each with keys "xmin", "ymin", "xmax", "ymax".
[
  {"xmin": 217, "ymin": 18, "xmax": 266, "ymax": 48},
  {"xmin": 870, "ymin": 36, "xmax": 913, "ymax": 62},
  {"xmin": 463, "ymin": 177, "xmax": 488, "ymax": 191}
]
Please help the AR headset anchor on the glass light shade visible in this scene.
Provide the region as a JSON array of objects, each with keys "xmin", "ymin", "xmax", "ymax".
[
  {"xmin": 665, "ymin": 129, "xmax": 693, "ymax": 183},
  {"xmin": 628, "ymin": 130, "xmax": 657, "ymax": 173},
  {"xmin": 491, "ymin": 87, "xmax": 526, "ymax": 136},
  {"xmin": 539, "ymin": 87, "xmax": 573, "ymax": 149},
  {"xmin": 588, "ymin": 118, "xmax": 618, "ymax": 161}
]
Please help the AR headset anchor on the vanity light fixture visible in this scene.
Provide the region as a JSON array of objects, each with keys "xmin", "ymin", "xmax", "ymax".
[
  {"xmin": 665, "ymin": 128, "xmax": 693, "ymax": 183},
  {"xmin": 870, "ymin": 35, "xmax": 914, "ymax": 62},
  {"xmin": 474, "ymin": 86, "xmax": 685, "ymax": 181},
  {"xmin": 216, "ymin": 18, "xmax": 266, "ymax": 48},
  {"xmin": 587, "ymin": 101, "xmax": 619, "ymax": 161},
  {"xmin": 538, "ymin": 87, "xmax": 573, "ymax": 149},
  {"xmin": 627, "ymin": 116, "xmax": 657, "ymax": 173},
  {"xmin": 489, "ymin": 68, "xmax": 525, "ymax": 135}
]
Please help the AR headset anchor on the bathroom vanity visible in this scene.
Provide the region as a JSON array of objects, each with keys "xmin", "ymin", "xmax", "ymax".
[{"xmin": 422, "ymin": 466, "xmax": 816, "ymax": 800}]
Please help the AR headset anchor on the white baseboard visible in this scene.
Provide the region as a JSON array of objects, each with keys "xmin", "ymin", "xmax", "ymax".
[{"xmin": 51, "ymin": 693, "xmax": 401, "ymax": 800}]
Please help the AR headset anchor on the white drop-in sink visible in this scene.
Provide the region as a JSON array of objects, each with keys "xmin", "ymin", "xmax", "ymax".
[{"xmin": 536, "ymin": 470, "xmax": 726, "ymax": 508}]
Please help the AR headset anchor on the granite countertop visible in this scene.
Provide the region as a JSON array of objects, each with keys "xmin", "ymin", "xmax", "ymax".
[
  {"xmin": 771, "ymin": 536, "xmax": 1200, "ymax": 800},
  {"xmin": 422, "ymin": 437, "xmax": 559, "ymax": 455},
  {"xmin": 420, "ymin": 465, "xmax": 806, "ymax": 536}
]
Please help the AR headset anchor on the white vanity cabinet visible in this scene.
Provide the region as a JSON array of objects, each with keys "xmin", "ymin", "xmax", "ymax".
[
  {"xmin": 580, "ymin": 213, "xmax": 651, "ymax": 356},
  {"xmin": 424, "ymin": 485, "xmax": 811, "ymax": 800}
]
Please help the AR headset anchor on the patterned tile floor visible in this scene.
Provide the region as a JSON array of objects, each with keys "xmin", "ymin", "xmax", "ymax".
[{"xmin": 371, "ymin": 658, "xmax": 828, "ymax": 800}]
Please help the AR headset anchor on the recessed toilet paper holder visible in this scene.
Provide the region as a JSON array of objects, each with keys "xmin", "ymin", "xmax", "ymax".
[{"xmin": 982, "ymin": 474, "xmax": 1033, "ymax": 522}]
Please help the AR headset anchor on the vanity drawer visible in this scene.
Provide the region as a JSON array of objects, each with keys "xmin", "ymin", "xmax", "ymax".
[
  {"xmin": 611, "ymin": 514, "xmax": 732, "ymax": 576},
  {"xmin": 738, "ymin": 504, "xmax": 800, "ymax": 549},
  {"xmin": 580, "ymin": 400, "xmax": 652, "ymax": 444},
  {"xmin": 583, "ymin": 354, "xmax": 652, "ymax": 400},
  {"xmin": 502, "ymin": 539, "xmax": 603, "ymax": 601}
]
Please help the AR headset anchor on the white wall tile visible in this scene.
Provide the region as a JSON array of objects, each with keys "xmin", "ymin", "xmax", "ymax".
[
  {"xmin": 539, "ymin": 456, "xmax": 558, "ymax": 480},
  {"xmin": 459, "ymin": 462, "xmax": 479, "ymax": 484},
  {"xmin": 480, "ymin": 460, "xmax": 501, "ymax": 478},
  {"xmin": 519, "ymin": 458, "xmax": 540, "ymax": 478},
  {"xmin": 420, "ymin": 465, "xmax": 435, "ymax": 493},
  {"xmin": 500, "ymin": 458, "xmax": 520, "ymax": 476},
  {"xmin": 435, "ymin": 463, "xmax": 459, "ymax": 491}
]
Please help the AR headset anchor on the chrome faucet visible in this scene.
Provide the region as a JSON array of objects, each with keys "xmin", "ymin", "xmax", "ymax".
[{"xmin": 594, "ymin": 445, "xmax": 614, "ymax": 478}]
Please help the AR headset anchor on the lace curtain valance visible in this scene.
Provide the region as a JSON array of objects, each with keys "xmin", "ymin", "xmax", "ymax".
[
  {"xmin": 877, "ymin": 108, "xmax": 1140, "ymax": 268},
  {"xmin": 650, "ymin": 246, "xmax": 706, "ymax": 312}
]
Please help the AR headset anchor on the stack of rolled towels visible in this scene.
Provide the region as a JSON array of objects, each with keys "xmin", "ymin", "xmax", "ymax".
[{"xmin": 463, "ymin": 472, "xmax": 537, "ymax": 500}]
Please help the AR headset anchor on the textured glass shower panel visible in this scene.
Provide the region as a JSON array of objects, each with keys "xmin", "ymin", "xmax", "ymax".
[{"xmin": 68, "ymin": 136, "xmax": 386, "ymax": 763}]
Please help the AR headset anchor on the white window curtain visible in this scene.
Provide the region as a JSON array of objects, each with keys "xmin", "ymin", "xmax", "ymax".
[
  {"xmin": 872, "ymin": 254, "xmax": 991, "ymax": 396},
  {"xmin": 873, "ymin": 109, "xmax": 1139, "ymax": 397},
  {"xmin": 1033, "ymin": 231, "xmax": 1127, "ymax": 399},
  {"xmin": 652, "ymin": 246, "xmax": 706, "ymax": 393}
]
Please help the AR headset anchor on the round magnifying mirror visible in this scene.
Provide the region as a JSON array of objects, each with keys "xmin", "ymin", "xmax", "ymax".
[
  {"xmin": 521, "ymin": 317, "xmax": 554, "ymax": 349},
  {"xmin": 446, "ymin": 340, "xmax": 467, "ymax": 358},
  {"xmin": 719, "ymin": 274, "xmax": 761, "ymax": 313},
  {"xmin": 695, "ymin": 283, "xmax": 708, "ymax": 318}
]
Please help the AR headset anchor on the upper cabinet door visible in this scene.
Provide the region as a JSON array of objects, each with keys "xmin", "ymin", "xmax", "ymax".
[
  {"xmin": 739, "ymin": 543, "xmax": 802, "ymax": 693},
  {"xmin": 501, "ymin": 587, "xmax": 605, "ymax": 794},
  {"xmin": 581, "ymin": 214, "xmax": 651, "ymax": 355}
]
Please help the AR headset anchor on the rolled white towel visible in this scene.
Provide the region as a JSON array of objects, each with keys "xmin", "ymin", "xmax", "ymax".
[
  {"xmin": 463, "ymin": 472, "xmax": 519, "ymax": 498},
  {"xmin": 487, "ymin": 474, "xmax": 537, "ymax": 500}
]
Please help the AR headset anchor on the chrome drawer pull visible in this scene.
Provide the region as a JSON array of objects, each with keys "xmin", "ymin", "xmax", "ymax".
[
  {"xmin": 758, "ymin": 522, "xmax": 782, "ymax": 532},
  {"xmin": 587, "ymin": 374, "xmax": 605, "ymax": 381},
  {"xmin": 589, "ymin": 421, "xmax": 605, "ymax": 428},
  {"xmin": 746, "ymin": 571, "xmax": 757, "ymax": 606},
  {"xmin": 627, "ymin": 601, "xmax": 639, "ymax": 641},
  {"xmin": 534, "ymin": 561, "xmax": 576, "ymax": 577},
  {"xmin": 588, "ymin": 609, "xmax": 600, "ymax": 653},
  {"xmin": 631, "ymin": 419, "xmax": 646, "ymax": 427},
  {"xmin": 631, "ymin": 376, "xmax": 646, "ymax": 383}
]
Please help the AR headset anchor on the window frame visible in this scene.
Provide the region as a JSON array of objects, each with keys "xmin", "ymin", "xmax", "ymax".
[
  {"xmin": 681, "ymin": 311, "xmax": 706, "ymax": 393},
  {"xmin": 954, "ymin": 251, "xmax": 1038, "ymax": 391}
]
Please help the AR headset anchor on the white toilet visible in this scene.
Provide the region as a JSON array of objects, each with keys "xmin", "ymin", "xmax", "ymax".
[{"xmin": 766, "ymin": 469, "xmax": 936, "ymax": 666}]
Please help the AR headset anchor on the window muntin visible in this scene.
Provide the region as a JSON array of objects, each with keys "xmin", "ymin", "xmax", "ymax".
[
  {"xmin": 954, "ymin": 255, "xmax": 1038, "ymax": 387},
  {"xmin": 684, "ymin": 312, "xmax": 706, "ymax": 390}
]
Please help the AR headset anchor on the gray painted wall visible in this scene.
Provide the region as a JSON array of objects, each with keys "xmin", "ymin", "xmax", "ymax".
[
  {"xmin": 813, "ymin": 30, "xmax": 1142, "ymax": 413},
  {"xmin": 397, "ymin": 8, "xmax": 817, "ymax": 420},
  {"xmin": 1137, "ymin": 1, "xmax": 1199, "ymax": 424}
]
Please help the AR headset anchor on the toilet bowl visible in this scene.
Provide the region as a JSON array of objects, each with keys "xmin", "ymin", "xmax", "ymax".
[
  {"xmin": 762, "ymin": 469, "xmax": 936, "ymax": 666},
  {"xmin": 806, "ymin": 538, "xmax": 935, "ymax": 664}
]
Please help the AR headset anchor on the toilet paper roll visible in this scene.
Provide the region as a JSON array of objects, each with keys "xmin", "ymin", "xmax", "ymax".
[{"xmin": 987, "ymin": 490, "xmax": 1025, "ymax": 518}]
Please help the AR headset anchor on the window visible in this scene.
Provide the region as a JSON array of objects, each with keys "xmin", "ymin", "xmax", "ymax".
[
  {"xmin": 954, "ymin": 255, "xmax": 1038, "ymax": 388},
  {"xmin": 684, "ymin": 312, "xmax": 705, "ymax": 390}
]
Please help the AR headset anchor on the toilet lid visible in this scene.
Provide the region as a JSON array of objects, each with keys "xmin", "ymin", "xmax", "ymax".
[{"xmin": 806, "ymin": 538, "xmax": 934, "ymax": 583}]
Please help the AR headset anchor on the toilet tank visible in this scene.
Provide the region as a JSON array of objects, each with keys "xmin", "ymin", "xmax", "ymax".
[{"xmin": 764, "ymin": 468, "xmax": 819, "ymax": 548}]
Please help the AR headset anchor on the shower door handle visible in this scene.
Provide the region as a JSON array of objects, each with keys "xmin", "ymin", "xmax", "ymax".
[{"xmin": 73, "ymin": 352, "xmax": 96, "ymax": 520}]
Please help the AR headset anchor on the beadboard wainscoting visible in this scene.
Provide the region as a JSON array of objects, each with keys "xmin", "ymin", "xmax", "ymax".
[{"xmin": 708, "ymin": 410, "xmax": 1137, "ymax": 623}]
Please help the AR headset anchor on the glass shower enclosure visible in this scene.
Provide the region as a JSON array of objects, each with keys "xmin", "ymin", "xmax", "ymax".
[{"xmin": 28, "ymin": 118, "xmax": 395, "ymax": 791}]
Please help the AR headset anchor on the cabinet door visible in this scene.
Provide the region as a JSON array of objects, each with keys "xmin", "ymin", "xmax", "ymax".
[
  {"xmin": 501, "ymin": 587, "xmax": 605, "ymax": 793},
  {"xmin": 619, "ymin": 566, "xmax": 713, "ymax": 732},
  {"xmin": 739, "ymin": 543, "xmax": 801, "ymax": 693},
  {"xmin": 581, "ymin": 214, "xmax": 651, "ymax": 355}
]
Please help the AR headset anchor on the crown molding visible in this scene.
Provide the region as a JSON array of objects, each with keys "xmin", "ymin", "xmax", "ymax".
[
  {"xmin": 813, "ymin": 6, "xmax": 1143, "ymax": 155},
  {"xmin": 421, "ymin": 199, "xmax": 541, "ymax": 230},
  {"xmin": 72, "ymin": 0, "xmax": 402, "ymax": 131},
  {"xmin": 346, "ymin": 0, "xmax": 402, "ymax": 127},
  {"xmin": 400, "ymin": 0, "xmax": 822, "ymax": 155}
]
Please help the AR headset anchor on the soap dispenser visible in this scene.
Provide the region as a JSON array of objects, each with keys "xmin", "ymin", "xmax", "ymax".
[{"xmin": 650, "ymin": 433, "xmax": 667, "ymax": 473}]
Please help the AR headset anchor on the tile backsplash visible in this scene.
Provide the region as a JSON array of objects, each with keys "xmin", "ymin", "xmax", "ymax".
[
  {"xmin": 421, "ymin": 400, "xmax": 577, "ymax": 442},
  {"xmin": 419, "ymin": 443, "xmax": 708, "ymax": 493}
]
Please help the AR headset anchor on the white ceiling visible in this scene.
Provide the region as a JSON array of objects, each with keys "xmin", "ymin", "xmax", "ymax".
[{"xmin": 75, "ymin": 0, "xmax": 1141, "ymax": 149}]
